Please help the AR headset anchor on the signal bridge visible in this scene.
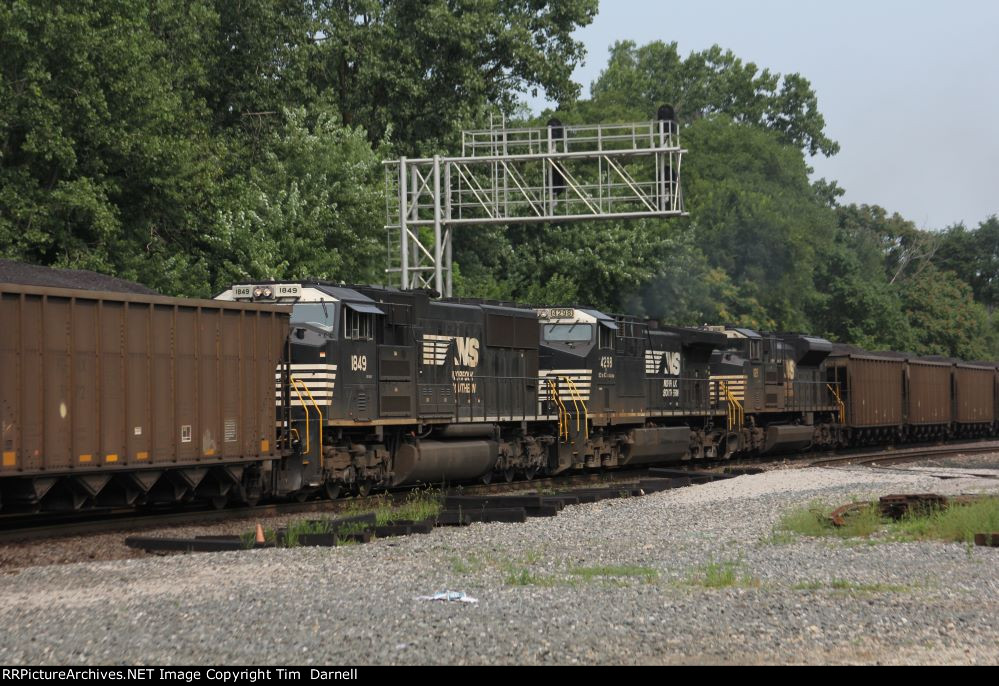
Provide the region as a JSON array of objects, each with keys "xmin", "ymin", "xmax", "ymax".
[{"xmin": 384, "ymin": 109, "xmax": 687, "ymax": 296}]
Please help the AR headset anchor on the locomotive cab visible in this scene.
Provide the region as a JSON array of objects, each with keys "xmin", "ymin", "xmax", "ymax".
[
  {"xmin": 536, "ymin": 307, "xmax": 625, "ymax": 424},
  {"xmin": 216, "ymin": 281, "xmax": 387, "ymax": 493}
]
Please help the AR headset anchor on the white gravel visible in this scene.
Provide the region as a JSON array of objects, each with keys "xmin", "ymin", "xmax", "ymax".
[{"xmin": 2, "ymin": 465, "xmax": 998, "ymax": 665}]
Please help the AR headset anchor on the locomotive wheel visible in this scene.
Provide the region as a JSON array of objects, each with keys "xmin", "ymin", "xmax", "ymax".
[
  {"xmin": 356, "ymin": 481, "xmax": 372, "ymax": 497},
  {"xmin": 480, "ymin": 471, "xmax": 493, "ymax": 485},
  {"xmin": 503, "ymin": 467, "xmax": 516, "ymax": 483},
  {"xmin": 324, "ymin": 482, "xmax": 342, "ymax": 500},
  {"xmin": 524, "ymin": 467, "xmax": 537, "ymax": 481},
  {"xmin": 210, "ymin": 494, "xmax": 228, "ymax": 510}
]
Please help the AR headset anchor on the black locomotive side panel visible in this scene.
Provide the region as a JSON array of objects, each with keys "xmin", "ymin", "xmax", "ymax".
[
  {"xmin": 481, "ymin": 305, "xmax": 539, "ymax": 421},
  {"xmin": 417, "ymin": 302, "xmax": 481, "ymax": 420},
  {"xmin": 415, "ymin": 301, "xmax": 539, "ymax": 422},
  {"xmin": 611, "ymin": 317, "xmax": 647, "ymax": 419},
  {"xmin": 777, "ymin": 334, "xmax": 834, "ymax": 411},
  {"xmin": 644, "ymin": 330, "xmax": 684, "ymax": 413},
  {"xmin": 357, "ymin": 288, "xmax": 423, "ymax": 420},
  {"xmin": 649, "ymin": 326, "xmax": 725, "ymax": 417}
]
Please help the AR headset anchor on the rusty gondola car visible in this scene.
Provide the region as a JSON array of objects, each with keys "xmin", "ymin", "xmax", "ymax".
[
  {"xmin": 954, "ymin": 363, "xmax": 996, "ymax": 436},
  {"xmin": 0, "ymin": 283, "xmax": 290, "ymax": 510},
  {"xmin": 905, "ymin": 357, "xmax": 954, "ymax": 440},
  {"xmin": 824, "ymin": 346, "xmax": 905, "ymax": 443}
]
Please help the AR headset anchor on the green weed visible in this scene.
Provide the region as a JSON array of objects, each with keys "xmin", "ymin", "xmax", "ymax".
[
  {"xmin": 687, "ymin": 559, "xmax": 760, "ymax": 589},
  {"xmin": 569, "ymin": 565, "xmax": 659, "ymax": 582},
  {"xmin": 503, "ymin": 567, "xmax": 563, "ymax": 587},
  {"xmin": 773, "ymin": 496, "xmax": 999, "ymax": 545},
  {"xmin": 283, "ymin": 519, "xmax": 331, "ymax": 547}
]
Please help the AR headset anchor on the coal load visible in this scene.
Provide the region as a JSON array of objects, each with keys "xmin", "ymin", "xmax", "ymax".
[{"xmin": 0, "ymin": 259, "xmax": 158, "ymax": 295}]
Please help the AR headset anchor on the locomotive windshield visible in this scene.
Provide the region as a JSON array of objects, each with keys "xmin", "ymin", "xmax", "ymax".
[
  {"xmin": 290, "ymin": 301, "xmax": 338, "ymax": 340},
  {"xmin": 543, "ymin": 323, "xmax": 592, "ymax": 342}
]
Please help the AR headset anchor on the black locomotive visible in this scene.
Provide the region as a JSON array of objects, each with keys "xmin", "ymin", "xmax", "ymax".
[{"xmin": 213, "ymin": 281, "xmax": 853, "ymax": 499}]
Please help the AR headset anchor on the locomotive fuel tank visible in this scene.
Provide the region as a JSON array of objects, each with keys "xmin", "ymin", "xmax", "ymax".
[
  {"xmin": 392, "ymin": 439, "xmax": 499, "ymax": 486},
  {"xmin": 620, "ymin": 426, "xmax": 691, "ymax": 465},
  {"xmin": 763, "ymin": 425, "xmax": 815, "ymax": 453}
]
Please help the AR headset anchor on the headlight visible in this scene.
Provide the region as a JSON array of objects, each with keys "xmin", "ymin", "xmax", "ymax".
[
  {"xmin": 253, "ymin": 287, "xmax": 263, "ymax": 299},
  {"xmin": 263, "ymin": 287, "xmax": 273, "ymax": 299}
]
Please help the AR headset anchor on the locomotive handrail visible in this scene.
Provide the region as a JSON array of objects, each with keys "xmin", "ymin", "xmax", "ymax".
[
  {"xmin": 561, "ymin": 376, "xmax": 580, "ymax": 437},
  {"xmin": 563, "ymin": 376, "xmax": 589, "ymax": 440},
  {"xmin": 290, "ymin": 376, "xmax": 324, "ymax": 466},
  {"xmin": 720, "ymin": 381, "xmax": 744, "ymax": 431},
  {"xmin": 547, "ymin": 379, "xmax": 569, "ymax": 441},
  {"xmin": 827, "ymin": 383, "xmax": 846, "ymax": 425},
  {"xmin": 288, "ymin": 378, "xmax": 311, "ymax": 454}
]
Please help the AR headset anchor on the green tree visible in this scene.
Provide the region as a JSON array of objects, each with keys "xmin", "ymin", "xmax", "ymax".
[
  {"xmin": 902, "ymin": 265, "xmax": 997, "ymax": 360},
  {"xmin": 307, "ymin": 0, "xmax": 598, "ymax": 152},
  {"xmin": 0, "ymin": 0, "xmax": 222, "ymax": 292},
  {"xmin": 585, "ymin": 41, "xmax": 839, "ymax": 157},
  {"xmin": 680, "ymin": 115, "xmax": 838, "ymax": 330},
  {"xmin": 211, "ymin": 106, "xmax": 385, "ymax": 292},
  {"xmin": 936, "ymin": 216, "xmax": 999, "ymax": 314}
]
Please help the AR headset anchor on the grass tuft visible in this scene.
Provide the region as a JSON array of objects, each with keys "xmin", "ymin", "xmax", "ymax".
[
  {"xmin": 687, "ymin": 558, "xmax": 760, "ymax": 589},
  {"xmin": 892, "ymin": 497, "xmax": 999, "ymax": 544},
  {"xmin": 569, "ymin": 565, "xmax": 659, "ymax": 582},
  {"xmin": 374, "ymin": 489, "xmax": 443, "ymax": 525},
  {"xmin": 503, "ymin": 567, "xmax": 563, "ymax": 587},
  {"xmin": 283, "ymin": 519, "xmax": 331, "ymax": 547},
  {"xmin": 773, "ymin": 496, "xmax": 999, "ymax": 545}
]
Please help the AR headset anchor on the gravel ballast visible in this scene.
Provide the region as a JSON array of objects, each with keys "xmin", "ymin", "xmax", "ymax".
[{"xmin": 1, "ymin": 465, "xmax": 997, "ymax": 665}]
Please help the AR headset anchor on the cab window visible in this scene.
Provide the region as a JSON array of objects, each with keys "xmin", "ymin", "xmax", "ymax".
[
  {"xmin": 344, "ymin": 308, "xmax": 373, "ymax": 340},
  {"xmin": 599, "ymin": 325, "xmax": 614, "ymax": 349}
]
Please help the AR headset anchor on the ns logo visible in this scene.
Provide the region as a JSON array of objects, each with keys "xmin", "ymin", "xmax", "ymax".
[
  {"xmin": 453, "ymin": 337, "xmax": 480, "ymax": 368},
  {"xmin": 661, "ymin": 351, "xmax": 681, "ymax": 376},
  {"xmin": 423, "ymin": 334, "xmax": 480, "ymax": 368}
]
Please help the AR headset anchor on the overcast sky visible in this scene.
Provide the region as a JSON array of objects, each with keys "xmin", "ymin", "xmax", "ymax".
[{"xmin": 528, "ymin": 0, "xmax": 999, "ymax": 230}]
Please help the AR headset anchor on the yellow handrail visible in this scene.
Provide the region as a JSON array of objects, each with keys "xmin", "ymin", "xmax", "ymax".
[
  {"xmin": 561, "ymin": 376, "xmax": 582, "ymax": 436},
  {"xmin": 720, "ymin": 381, "xmax": 744, "ymax": 432},
  {"xmin": 545, "ymin": 379, "xmax": 559, "ymax": 438},
  {"xmin": 553, "ymin": 379, "xmax": 570, "ymax": 441},
  {"xmin": 296, "ymin": 377, "xmax": 324, "ymax": 468},
  {"xmin": 547, "ymin": 378, "xmax": 569, "ymax": 441},
  {"xmin": 563, "ymin": 376, "xmax": 589, "ymax": 440},
  {"xmin": 290, "ymin": 376, "xmax": 325, "ymax": 467},
  {"xmin": 827, "ymin": 383, "xmax": 845, "ymax": 425},
  {"xmin": 289, "ymin": 378, "xmax": 310, "ymax": 455}
]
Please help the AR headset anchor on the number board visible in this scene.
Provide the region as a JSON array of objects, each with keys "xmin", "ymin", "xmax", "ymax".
[{"xmin": 537, "ymin": 308, "xmax": 575, "ymax": 320}]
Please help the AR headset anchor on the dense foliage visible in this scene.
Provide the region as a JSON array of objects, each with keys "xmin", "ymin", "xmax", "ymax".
[{"xmin": 1, "ymin": 4, "xmax": 995, "ymax": 358}]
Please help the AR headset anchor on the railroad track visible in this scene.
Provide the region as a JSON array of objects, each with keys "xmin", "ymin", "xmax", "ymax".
[
  {"xmin": 0, "ymin": 467, "xmax": 688, "ymax": 544},
  {"xmin": 808, "ymin": 440, "xmax": 999, "ymax": 469},
  {"xmin": 5, "ymin": 440, "xmax": 998, "ymax": 545}
]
